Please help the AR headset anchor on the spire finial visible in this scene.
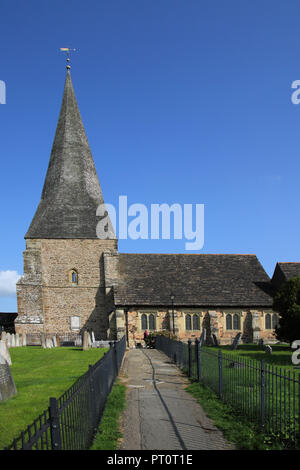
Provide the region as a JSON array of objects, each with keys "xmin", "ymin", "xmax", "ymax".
[{"xmin": 60, "ymin": 47, "xmax": 77, "ymax": 70}]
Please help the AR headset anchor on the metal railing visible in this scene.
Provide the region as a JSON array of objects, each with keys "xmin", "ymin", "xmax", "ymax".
[
  {"xmin": 155, "ymin": 335, "xmax": 300, "ymax": 448},
  {"xmin": 5, "ymin": 336, "xmax": 126, "ymax": 450}
]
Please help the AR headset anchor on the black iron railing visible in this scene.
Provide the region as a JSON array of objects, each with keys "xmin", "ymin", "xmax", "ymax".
[
  {"xmin": 5, "ymin": 336, "xmax": 126, "ymax": 450},
  {"xmin": 155, "ymin": 335, "xmax": 300, "ymax": 448}
]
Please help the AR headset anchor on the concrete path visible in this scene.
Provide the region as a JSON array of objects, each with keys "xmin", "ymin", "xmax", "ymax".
[{"xmin": 118, "ymin": 348, "xmax": 234, "ymax": 451}]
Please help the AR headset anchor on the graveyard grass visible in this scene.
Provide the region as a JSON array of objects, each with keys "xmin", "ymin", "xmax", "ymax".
[
  {"xmin": 185, "ymin": 381, "xmax": 283, "ymax": 450},
  {"xmin": 209, "ymin": 343, "xmax": 295, "ymax": 370},
  {"xmin": 0, "ymin": 346, "xmax": 108, "ymax": 449},
  {"xmin": 90, "ymin": 379, "xmax": 126, "ymax": 450},
  {"xmin": 185, "ymin": 342, "xmax": 299, "ymax": 450}
]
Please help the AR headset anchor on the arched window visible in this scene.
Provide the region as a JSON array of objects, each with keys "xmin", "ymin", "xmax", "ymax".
[
  {"xmin": 265, "ymin": 313, "xmax": 271, "ymax": 329},
  {"xmin": 233, "ymin": 314, "xmax": 240, "ymax": 330},
  {"xmin": 149, "ymin": 314, "xmax": 156, "ymax": 330},
  {"xmin": 70, "ymin": 269, "xmax": 78, "ymax": 285},
  {"xmin": 193, "ymin": 314, "xmax": 200, "ymax": 330},
  {"xmin": 185, "ymin": 314, "xmax": 192, "ymax": 331},
  {"xmin": 272, "ymin": 313, "xmax": 277, "ymax": 329},
  {"xmin": 226, "ymin": 314, "xmax": 232, "ymax": 330},
  {"xmin": 141, "ymin": 314, "xmax": 148, "ymax": 330}
]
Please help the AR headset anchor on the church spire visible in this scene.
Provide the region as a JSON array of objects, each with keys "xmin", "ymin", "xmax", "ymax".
[{"xmin": 25, "ymin": 70, "xmax": 116, "ymax": 240}]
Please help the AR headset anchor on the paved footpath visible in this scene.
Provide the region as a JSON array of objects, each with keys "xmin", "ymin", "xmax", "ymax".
[{"xmin": 118, "ymin": 348, "xmax": 235, "ymax": 451}]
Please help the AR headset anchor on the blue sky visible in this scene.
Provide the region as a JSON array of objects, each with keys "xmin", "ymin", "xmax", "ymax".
[{"xmin": 1, "ymin": 0, "xmax": 300, "ymax": 311}]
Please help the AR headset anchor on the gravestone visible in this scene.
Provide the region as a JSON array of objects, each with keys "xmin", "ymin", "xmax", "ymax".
[
  {"xmin": 0, "ymin": 354, "xmax": 17, "ymax": 401},
  {"xmin": 83, "ymin": 331, "xmax": 89, "ymax": 351},
  {"xmin": 211, "ymin": 333, "xmax": 219, "ymax": 346},
  {"xmin": 91, "ymin": 331, "xmax": 95, "ymax": 343},
  {"xmin": 231, "ymin": 332, "xmax": 242, "ymax": 350},
  {"xmin": 0, "ymin": 340, "xmax": 12, "ymax": 366},
  {"xmin": 6, "ymin": 333, "xmax": 11, "ymax": 348},
  {"xmin": 41, "ymin": 334, "xmax": 46, "ymax": 349},
  {"xmin": 258, "ymin": 338, "xmax": 264, "ymax": 349},
  {"xmin": 22, "ymin": 334, "xmax": 27, "ymax": 347},
  {"xmin": 265, "ymin": 345, "xmax": 272, "ymax": 355},
  {"xmin": 199, "ymin": 328, "xmax": 206, "ymax": 347}
]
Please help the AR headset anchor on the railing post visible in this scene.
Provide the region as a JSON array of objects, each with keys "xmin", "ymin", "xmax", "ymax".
[
  {"xmin": 298, "ymin": 374, "xmax": 300, "ymax": 449},
  {"xmin": 89, "ymin": 365, "xmax": 98, "ymax": 433},
  {"xmin": 261, "ymin": 360, "xmax": 265, "ymax": 429},
  {"xmin": 188, "ymin": 339, "xmax": 192, "ymax": 377},
  {"xmin": 49, "ymin": 397, "xmax": 62, "ymax": 450},
  {"xmin": 110, "ymin": 341, "xmax": 118, "ymax": 378},
  {"xmin": 218, "ymin": 350, "xmax": 223, "ymax": 399},
  {"xmin": 195, "ymin": 338, "xmax": 201, "ymax": 382}
]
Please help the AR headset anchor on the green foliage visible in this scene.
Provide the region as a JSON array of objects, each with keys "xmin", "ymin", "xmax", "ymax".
[
  {"xmin": 273, "ymin": 275, "xmax": 300, "ymax": 343},
  {"xmin": 152, "ymin": 330, "xmax": 178, "ymax": 340},
  {"xmin": 90, "ymin": 381, "xmax": 126, "ymax": 450},
  {"xmin": 185, "ymin": 382, "xmax": 287, "ymax": 450}
]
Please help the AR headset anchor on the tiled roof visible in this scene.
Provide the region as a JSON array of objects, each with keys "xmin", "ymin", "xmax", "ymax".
[
  {"xmin": 114, "ymin": 253, "xmax": 273, "ymax": 307},
  {"xmin": 271, "ymin": 262, "xmax": 300, "ymax": 290},
  {"xmin": 25, "ymin": 70, "xmax": 115, "ymax": 240}
]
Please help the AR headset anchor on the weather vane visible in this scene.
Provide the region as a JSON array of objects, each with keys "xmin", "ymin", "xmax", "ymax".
[{"xmin": 60, "ymin": 47, "xmax": 77, "ymax": 69}]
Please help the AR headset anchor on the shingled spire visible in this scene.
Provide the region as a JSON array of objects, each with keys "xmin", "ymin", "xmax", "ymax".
[{"xmin": 25, "ymin": 70, "xmax": 115, "ymax": 239}]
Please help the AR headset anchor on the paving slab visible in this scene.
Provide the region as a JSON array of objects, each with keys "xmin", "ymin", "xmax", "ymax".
[{"xmin": 118, "ymin": 348, "xmax": 235, "ymax": 451}]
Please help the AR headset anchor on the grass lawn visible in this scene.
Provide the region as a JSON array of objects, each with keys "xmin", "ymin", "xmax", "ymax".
[
  {"xmin": 186, "ymin": 343, "xmax": 300, "ymax": 449},
  {"xmin": 0, "ymin": 346, "xmax": 108, "ymax": 450},
  {"xmin": 208, "ymin": 343, "xmax": 297, "ymax": 371},
  {"xmin": 185, "ymin": 381, "xmax": 284, "ymax": 450},
  {"xmin": 90, "ymin": 380, "xmax": 127, "ymax": 450}
]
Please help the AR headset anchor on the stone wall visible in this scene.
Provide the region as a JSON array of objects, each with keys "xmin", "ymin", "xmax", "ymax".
[
  {"xmin": 16, "ymin": 238, "xmax": 118, "ymax": 338},
  {"xmin": 123, "ymin": 307, "xmax": 278, "ymax": 347}
]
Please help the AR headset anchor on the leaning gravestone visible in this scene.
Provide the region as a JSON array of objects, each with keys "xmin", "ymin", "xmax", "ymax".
[
  {"xmin": 265, "ymin": 345, "xmax": 272, "ymax": 355},
  {"xmin": 0, "ymin": 340, "xmax": 12, "ymax": 366},
  {"xmin": 231, "ymin": 332, "xmax": 242, "ymax": 350},
  {"xmin": 199, "ymin": 328, "xmax": 206, "ymax": 347},
  {"xmin": 0, "ymin": 354, "xmax": 17, "ymax": 401}
]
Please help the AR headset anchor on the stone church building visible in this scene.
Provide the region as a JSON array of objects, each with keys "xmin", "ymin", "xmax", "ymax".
[{"xmin": 15, "ymin": 68, "xmax": 297, "ymax": 346}]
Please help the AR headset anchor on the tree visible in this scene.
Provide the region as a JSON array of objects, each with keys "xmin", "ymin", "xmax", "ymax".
[{"xmin": 273, "ymin": 275, "xmax": 300, "ymax": 344}]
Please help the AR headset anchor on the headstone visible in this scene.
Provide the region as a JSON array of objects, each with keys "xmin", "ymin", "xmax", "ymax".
[
  {"xmin": 211, "ymin": 334, "xmax": 219, "ymax": 346},
  {"xmin": 83, "ymin": 331, "xmax": 89, "ymax": 351},
  {"xmin": 199, "ymin": 328, "xmax": 206, "ymax": 347},
  {"xmin": 6, "ymin": 333, "xmax": 11, "ymax": 348},
  {"xmin": 0, "ymin": 354, "xmax": 17, "ymax": 401},
  {"xmin": 0, "ymin": 340, "xmax": 12, "ymax": 366},
  {"xmin": 231, "ymin": 332, "xmax": 242, "ymax": 350},
  {"xmin": 52, "ymin": 336, "xmax": 57, "ymax": 347},
  {"xmin": 15, "ymin": 334, "xmax": 20, "ymax": 347},
  {"xmin": 91, "ymin": 331, "xmax": 95, "ymax": 343},
  {"xmin": 41, "ymin": 333, "xmax": 46, "ymax": 349},
  {"xmin": 1, "ymin": 331, "xmax": 6, "ymax": 343},
  {"xmin": 11, "ymin": 334, "xmax": 16, "ymax": 348},
  {"xmin": 265, "ymin": 345, "xmax": 272, "ymax": 355},
  {"xmin": 258, "ymin": 338, "xmax": 264, "ymax": 349},
  {"xmin": 22, "ymin": 333, "xmax": 27, "ymax": 347}
]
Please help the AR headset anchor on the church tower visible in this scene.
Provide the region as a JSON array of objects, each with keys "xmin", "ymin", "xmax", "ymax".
[{"xmin": 16, "ymin": 67, "xmax": 117, "ymax": 339}]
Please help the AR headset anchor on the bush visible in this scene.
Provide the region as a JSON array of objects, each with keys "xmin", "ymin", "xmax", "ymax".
[{"xmin": 273, "ymin": 275, "xmax": 300, "ymax": 344}]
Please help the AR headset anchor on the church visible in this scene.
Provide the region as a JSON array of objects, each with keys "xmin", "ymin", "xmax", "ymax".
[{"xmin": 15, "ymin": 66, "xmax": 299, "ymax": 347}]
